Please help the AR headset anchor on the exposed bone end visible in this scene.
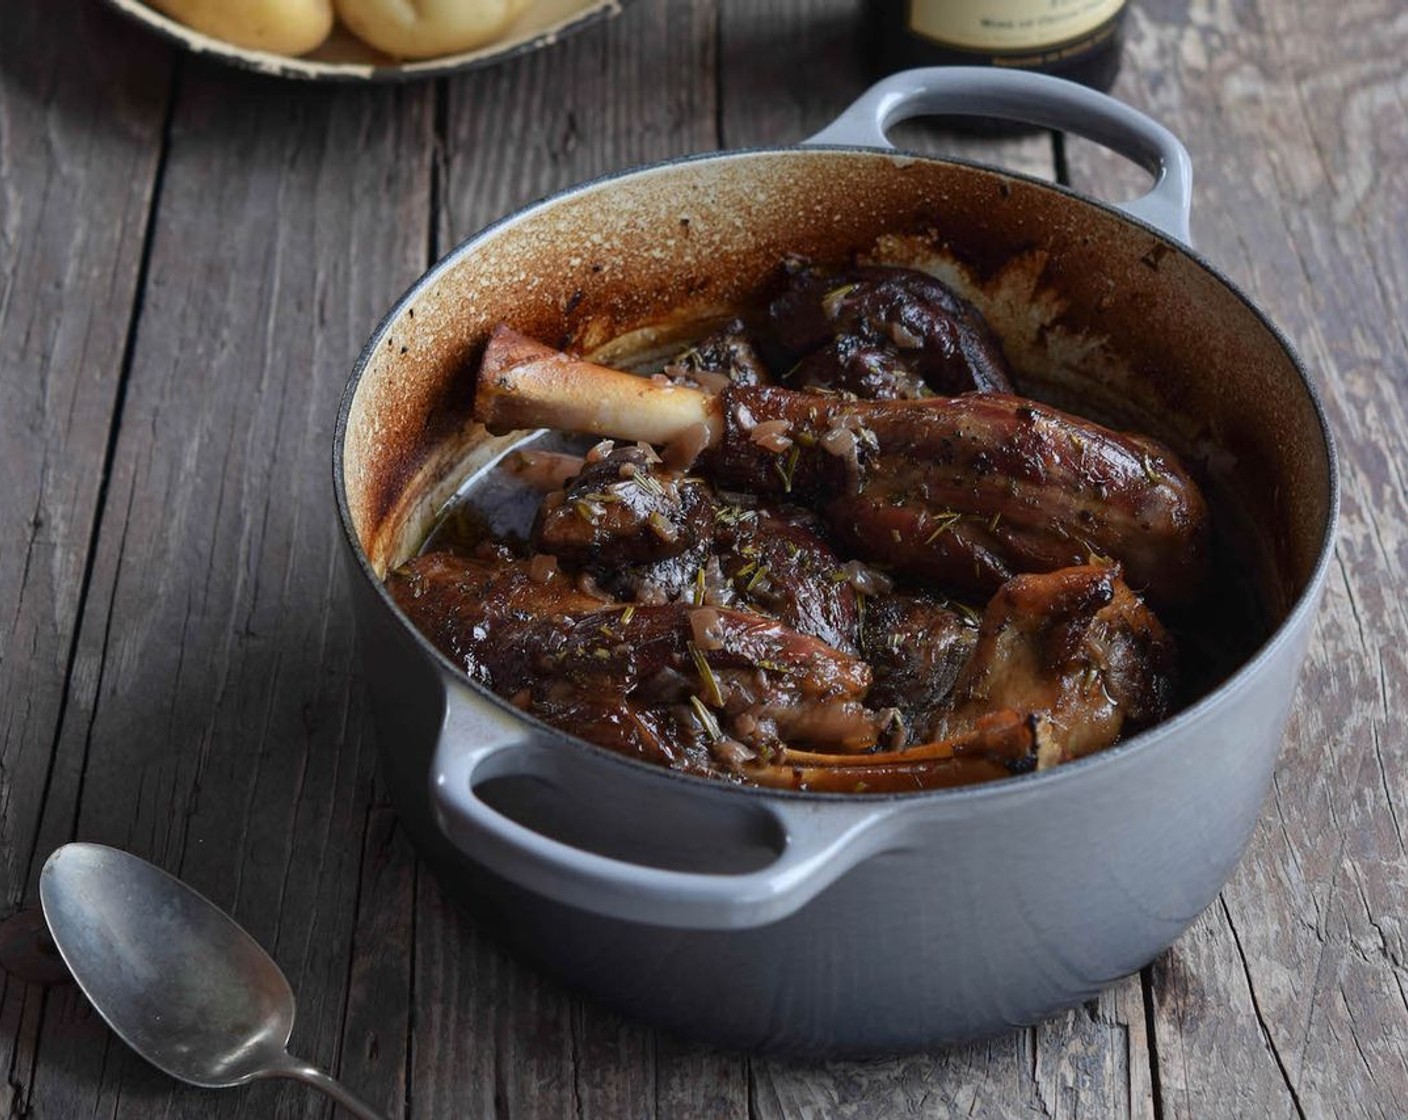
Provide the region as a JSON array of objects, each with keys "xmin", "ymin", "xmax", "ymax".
[
  {"xmin": 738, "ymin": 708, "xmax": 1037, "ymax": 793},
  {"xmin": 475, "ymin": 325, "xmax": 721, "ymax": 451},
  {"xmin": 502, "ymin": 449, "xmax": 587, "ymax": 491}
]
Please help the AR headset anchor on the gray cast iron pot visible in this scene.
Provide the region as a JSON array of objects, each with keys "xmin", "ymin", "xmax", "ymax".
[{"xmin": 334, "ymin": 68, "xmax": 1338, "ymax": 1054}]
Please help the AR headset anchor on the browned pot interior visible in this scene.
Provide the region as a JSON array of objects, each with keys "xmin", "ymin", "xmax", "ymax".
[{"xmin": 341, "ymin": 149, "xmax": 1333, "ymax": 641}]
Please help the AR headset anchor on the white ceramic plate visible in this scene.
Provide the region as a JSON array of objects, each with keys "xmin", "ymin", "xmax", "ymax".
[{"xmin": 103, "ymin": 0, "xmax": 624, "ymax": 82}]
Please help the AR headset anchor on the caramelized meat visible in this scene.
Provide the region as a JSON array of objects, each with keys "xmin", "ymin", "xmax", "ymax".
[
  {"xmin": 534, "ymin": 446, "xmax": 860, "ymax": 650},
  {"xmin": 534, "ymin": 444, "xmax": 716, "ymax": 565},
  {"xmin": 932, "ymin": 563, "xmax": 1177, "ymax": 766},
  {"xmin": 787, "ymin": 336, "xmax": 932, "ymax": 400},
  {"xmin": 385, "ymin": 549, "xmax": 615, "ymax": 695},
  {"xmin": 388, "ymin": 550, "xmax": 878, "ymax": 776},
  {"xmin": 704, "ymin": 385, "xmax": 1209, "ymax": 608},
  {"xmin": 533, "ymin": 444, "xmax": 716, "ymax": 601},
  {"xmin": 430, "ymin": 253, "xmax": 1211, "ymax": 792},
  {"xmin": 860, "ymin": 594, "xmax": 980, "ymax": 742},
  {"xmin": 476, "ymin": 333, "xmax": 1208, "ymax": 608},
  {"xmin": 766, "ymin": 260, "xmax": 1015, "ymax": 396},
  {"xmin": 734, "ymin": 563, "xmax": 1175, "ymax": 790},
  {"xmin": 713, "ymin": 504, "xmax": 860, "ymax": 654},
  {"xmin": 664, "ymin": 319, "xmax": 770, "ymax": 387}
]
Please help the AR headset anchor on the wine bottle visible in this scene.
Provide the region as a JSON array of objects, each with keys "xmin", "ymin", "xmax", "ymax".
[{"xmin": 863, "ymin": 0, "xmax": 1129, "ymax": 93}]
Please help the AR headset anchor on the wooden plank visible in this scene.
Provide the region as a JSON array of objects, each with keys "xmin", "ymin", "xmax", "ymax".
[
  {"xmin": 0, "ymin": 1, "xmax": 172, "ymax": 1113},
  {"xmin": 654, "ymin": 1036, "xmax": 750, "ymax": 1120},
  {"xmin": 440, "ymin": 0, "xmax": 719, "ymax": 248},
  {"xmin": 751, "ymin": 978, "xmax": 1152, "ymax": 1120},
  {"xmin": 0, "ymin": 0, "xmax": 170, "ymax": 912},
  {"xmin": 412, "ymin": 868, "xmax": 752, "ymax": 1120},
  {"xmin": 335, "ymin": 806, "xmax": 418, "ymax": 1118},
  {"xmin": 17, "ymin": 57, "xmax": 436, "ymax": 1118},
  {"xmin": 1064, "ymin": 2, "xmax": 1408, "ymax": 1117},
  {"xmin": 411, "ymin": 872, "xmax": 589, "ymax": 1120}
]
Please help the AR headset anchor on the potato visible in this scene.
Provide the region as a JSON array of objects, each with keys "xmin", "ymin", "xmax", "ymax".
[
  {"xmin": 334, "ymin": 0, "xmax": 532, "ymax": 60},
  {"xmin": 148, "ymin": 0, "xmax": 335, "ymax": 55}
]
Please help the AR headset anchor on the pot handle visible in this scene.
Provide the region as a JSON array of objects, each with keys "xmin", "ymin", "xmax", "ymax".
[
  {"xmin": 804, "ymin": 67, "xmax": 1193, "ymax": 246},
  {"xmin": 429, "ymin": 691, "xmax": 907, "ymax": 930}
]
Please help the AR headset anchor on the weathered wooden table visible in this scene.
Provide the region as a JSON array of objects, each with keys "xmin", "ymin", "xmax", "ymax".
[{"xmin": 2, "ymin": 0, "xmax": 1402, "ymax": 1115}]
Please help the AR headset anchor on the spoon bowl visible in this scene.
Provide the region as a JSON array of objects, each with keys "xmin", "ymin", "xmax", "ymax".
[{"xmin": 40, "ymin": 843, "xmax": 385, "ymax": 1119}]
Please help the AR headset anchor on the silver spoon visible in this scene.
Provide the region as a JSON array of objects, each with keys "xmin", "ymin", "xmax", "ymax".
[{"xmin": 39, "ymin": 842, "xmax": 388, "ymax": 1120}]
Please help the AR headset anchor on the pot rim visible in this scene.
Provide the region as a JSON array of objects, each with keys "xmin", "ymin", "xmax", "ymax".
[{"xmin": 333, "ymin": 142, "xmax": 1341, "ymax": 810}]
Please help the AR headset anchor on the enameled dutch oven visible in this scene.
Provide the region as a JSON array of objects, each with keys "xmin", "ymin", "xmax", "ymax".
[{"xmin": 334, "ymin": 69, "xmax": 1338, "ymax": 1054}]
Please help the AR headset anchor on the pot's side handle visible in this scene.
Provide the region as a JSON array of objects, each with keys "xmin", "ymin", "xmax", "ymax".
[
  {"xmin": 804, "ymin": 67, "xmax": 1193, "ymax": 247},
  {"xmin": 429, "ymin": 692, "xmax": 907, "ymax": 931}
]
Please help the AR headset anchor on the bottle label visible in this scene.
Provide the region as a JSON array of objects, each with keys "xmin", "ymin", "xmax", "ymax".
[{"xmin": 908, "ymin": 0, "xmax": 1126, "ymax": 52}]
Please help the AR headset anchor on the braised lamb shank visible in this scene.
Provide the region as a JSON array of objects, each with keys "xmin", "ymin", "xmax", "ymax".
[
  {"xmin": 533, "ymin": 443, "xmax": 861, "ymax": 653},
  {"xmin": 388, "ymin": 549, "xmax": 877, "ymax": 777},
  {"xmin": 477, "ymin": 327, "xmax": 1208, "ymax": 607},
  {"xmin": 390, "ymin": 263, "xmax": 1207, "ymax": 792},
  {"xmin": 764, "ymin": 258, "xmax": 1015, "ymax": 398}
]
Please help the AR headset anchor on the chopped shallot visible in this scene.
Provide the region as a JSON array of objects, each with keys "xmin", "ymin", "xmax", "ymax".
[
  {"xmin": 505, "ymin": 450, "xmax": 586, "ymax": 491},
  {"xmin": 819, "ymin": 425, "xmax": 856, "ymax": 458},
  {"xmin": 664, "ymin": 421, "xmax": 712, "ymax": 470},
  {"xmin": 670, "ymin": 368, "xmax": 732, "ymax": 393},
  {"xmin": 840, "ymin": 559, "xmax": 894, "ymax": 596},
  {"xmin": 585, "ymin": 439, "xmax": 616, "ymax": 464},
  {"xmin": 888, "ymin": 322, "xmax": 923, "ymax": 349},
  {"xmin": 647, "ymin": 511, "xmax": 680, "ymax": 543},
  {"xmin": 749, "ymin": 418, "xmax": 794, "ymax": 453},
  {"xmin": 689, "ymin": 607, "xmax": 725, "ymax": 651},
  {"xmin": 710, "ymin": 738, "xmax": 758, "ymax": 767}
]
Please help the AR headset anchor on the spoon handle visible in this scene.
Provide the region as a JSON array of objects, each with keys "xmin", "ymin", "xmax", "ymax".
[{"xmin": 271, "ymin": 1056, "xmax": 391, "ymax": 1120}]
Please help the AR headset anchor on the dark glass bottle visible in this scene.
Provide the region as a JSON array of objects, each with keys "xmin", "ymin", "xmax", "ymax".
[{"xmin": 863, "ymin": 0, "xmax": 1129, "ymax": 94}]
